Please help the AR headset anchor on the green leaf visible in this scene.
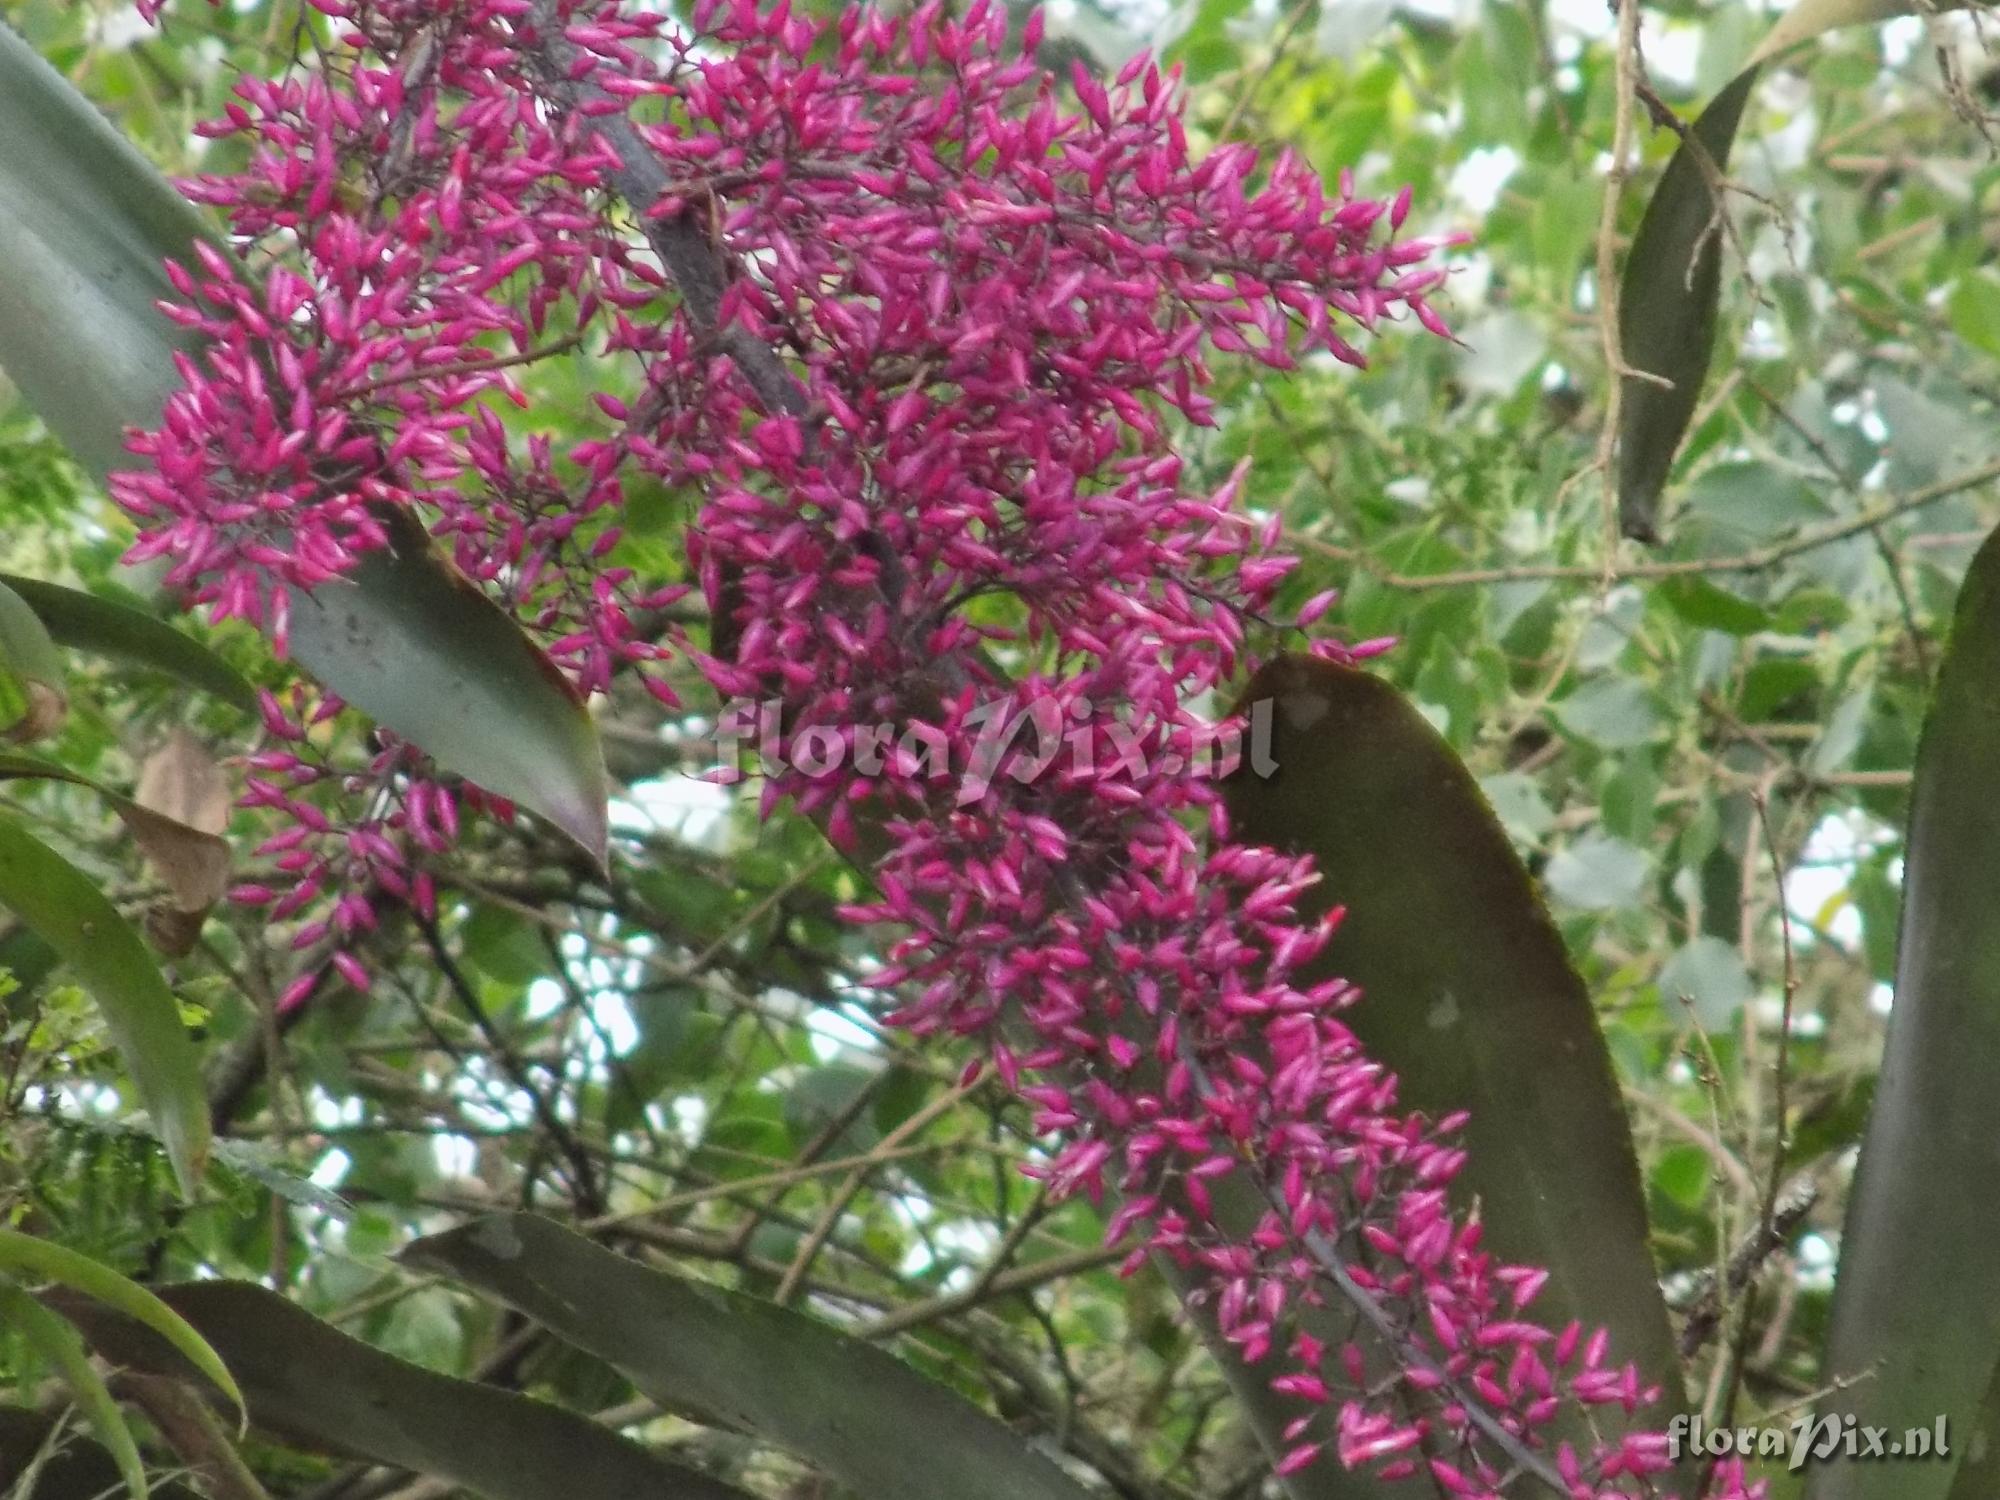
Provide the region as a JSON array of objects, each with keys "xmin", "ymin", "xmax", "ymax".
[
  {"xmin": 0, "ymin": 17, "xmax": 211, "ymax": 481},
  {"xmin": 402, "ymin": 1213, "xmax": 1099, "ymax": 1500},
  {"xmin": 0, "ymin": 813, "xmax": 208, "ymax": 1193},
  {"xmin": 1546, "ymin": 831, "xmax": 1652, "ymax": 911},
  {"xmin": 0, "ymin": 1277, "xmax": 146, "ymax": 1500},
  {"xmin": 0, "ymin": 748, "xmax": 231, "ymax": 922},
  {"xmin": 0, "ymin": 1230, "xmax": 243, "ymax": 1425},
  {"xmin": 1659, "ymin": 935, "xmax": 1755, "ymax": 1029},
  {"xmin": 1657, "ymin": 576, "xmax": 1773, "ymax": 636},
  {"xmin": 1947, "ymin": 273, "xmax": 2000, "ymax": 361},
  {"xmin": 51, "ymin": 1279, "xmax": 762, "ymax": 1500},
  {"xmin": 285, "ymin": 509, "xmax": 610, "ymax": 865},
  {"xmin": 1556, "ymin": 675, "xmax": 1661, "ymax": 749},
  {"xmin": 0, "ymin": 574, "xmax": 254, "ymax": 713},
  {"xmin": 1222, "ymin": 656, "xmax": 1688, "ymax": 1474},
  {"xmin": 1615, "ymin": 68, "xmax": 1758, "ymax": 541},
  {"xmin": 1615, "ymin": 0, "xmax": 1966, "ymax": 538},
  {"xmin": 0, "ymin": 1404, "xmax": 200, "ymax": 1500},
  {"xmin": 0, "ymin": 579, "xmax": 65, "ymax": 744},
  {"xmin": 1810, "ymin": 523, "xmax": 2000, "ymax": 1500},
  {"xmin": 0, "ymin": 23, "xmax": 608, "ymax": 865}
]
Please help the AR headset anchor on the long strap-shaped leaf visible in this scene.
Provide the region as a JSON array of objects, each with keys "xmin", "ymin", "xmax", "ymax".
[
  {"xmin": 0, "ymin": 1230, "xmax": 242, "ymax": 1420},
  {"xmin": 0, "ymin": 813, "xmax": 208, "ymax": 1192},
  {"xmin": 1221, "ymin": 655, "xmax": 1690, "ymax": 1481},
  {"xmin": 0, "ymin": 21, "xmax": 607, "ymax": 863},
  {"xmin": 0, "ymin": 1277, "xmax": 149, "ymax": 1500},
  {"xmin": 1808, "ymin": 523, "xmax": 2000, "ymax": 1500},
  {"xmin": 50, "ymin": 1279, "xmax": 756, "ymax": 1500},
  {"xmin": 0, "ymin": 1404, "xmax": 200, "ymax": 1500},
  {"xmin": 0, "ymin": 574, "xmax": 255, "ymax": 713},
  {"xmin": 1616, "ymin": 0, "xmax": 1976, "ymax": 539},
  {"xmin": 403, "ymin": 1213, "xmax": 1101, "ymax": 1500}
]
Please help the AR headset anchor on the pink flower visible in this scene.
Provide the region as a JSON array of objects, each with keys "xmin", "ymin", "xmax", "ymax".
[{"xmin": 119, "ymin": 3, "xmax": 1758, "ymax": 1494}]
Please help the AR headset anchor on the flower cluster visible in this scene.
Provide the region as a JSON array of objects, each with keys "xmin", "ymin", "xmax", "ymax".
[{"xmin": 126, "ymin": 1, "xmax": 1759, "ymax": 1494}]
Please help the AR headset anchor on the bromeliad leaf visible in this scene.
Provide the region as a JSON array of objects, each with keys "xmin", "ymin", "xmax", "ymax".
[
  {"xmin": 0, "ymin": 574, "xmax": 255, "ymax": 713},
  {"xmin": 0, "ymin": 748, "xmax": 231, "ymax": 940},
  {"xmin": 0, "ymin": 813, "xmax": 209, "ymax": 1193},
  {"xmin": 1222, "ymin": 654, "xmax": 1690, "ymax": 1471},
  {"xmin": 51, "ymin": 1279, "xmax": 758, "ymax": 1500},
  {"xmin": 0, "ymin": 20, "xmax": 608, "ymax": 865},
  {"xmin": 0, "ymin": 578, "xmax": 67, "ymax": 744},
  {"xmin": 0, "ymin": 1230, "xmax": 243, "ymax": 1424},
  {"xmin": 1809, "ymin": 522, "xmax": 2000, "ymax": 1500},
  {"xmin": 1615, "ymin": 0, "xmax": 1975, "ymax": 538},
  {"xmin": 403, "ymin": 1213, "xmax": 1101, "ymax": 1500},
  {"xmin": 0, "ymin": 1277, "xmax": 148, "ymax": 1500}
]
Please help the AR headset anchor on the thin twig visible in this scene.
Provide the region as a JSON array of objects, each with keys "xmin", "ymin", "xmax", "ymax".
[{"xmin": 1282, "ymin": 455, "xmax": 2000, "ymax": 589}]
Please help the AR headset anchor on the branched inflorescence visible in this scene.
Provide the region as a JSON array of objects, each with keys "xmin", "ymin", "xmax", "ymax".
[{"xmin": 125, "ymin": 2, "xmax": 1759, "ymax": 1494}]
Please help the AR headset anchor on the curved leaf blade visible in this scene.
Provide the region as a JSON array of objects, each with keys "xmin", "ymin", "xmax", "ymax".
[
  {"xmin": 0, "ymin": 579, "xmax": 67, "ymax": 744},
  {"xmin": 1221, "ymin": 655, "xmax": 1686, "ymax": 1462},
  {"xmin": 0, "ymin": 1229, "xmax": 243, "ymax": 1426},
  {"xmin": 0, "ymin": 1404, "xmax": 200, "ymax": 1500},
  {"xmin": 403, "ymin": 1212, "xmax": 1099, "ymax": 1500},
  {"xmin": 0, "ymin": 748, "xmax": 231, "ymax": 924},
  {"xmin": 0, "ymin": 812, "xmax": 207, "ymax": 1192},
  {"xmin": 1615, "ymin": 0, "xmax": 1969, "ymax": 538},
  {"xmin": 0, "ymin": 19, "xmax": 210, "ymax": 480},
  {"xmin": 1616, "ymin": 69, "xmax": 1759, "ymax": 541},
  {"xmin": 0, "ymin": 1276, "xmax": 147, "ymax": 1500},
  {"xmin": 287, "ymin": 509, "xmax": 609, "ymax": 865},
  {"xmin": 0, "ymin": 23, "xmax": 607, "ymax": 865},
  {"xmin": 51, "ymin": 1280, "xmax": 756, "ymax": 1500},
  {"xmin": 0, "ymin": 574, "xmax": 255, "ymax": 713},
  {"xmin": 1809, "ymin": 524, "xmax": 2000, "ymax": 1500}
]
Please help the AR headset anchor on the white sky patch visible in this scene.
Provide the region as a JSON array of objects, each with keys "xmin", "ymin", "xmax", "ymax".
[
  {"xmin": 808, "ymin": 1003, "xmax": 882, "ymax": 1060},
  {"xmin": 1547, "ymin": 0, "xmax": 1612, "ymax": 39},
  {"xmin": 1881, "ymin": 14, "xmax": 1927, "ymax": 67},
  {"xmin": 1785, "ymin": 809, "xmax": 1898, "ymax": 955},
  {"xmin": 95, "ymin": 6, "xmax": 157, "ymax": 49},
  {"xmin": 433, "ymin": 1132, "xmax": 478, "ymax": 1180},
  {"xmin": 1447, "ymin": 146, "xmax": 1520, "ymax": 217},
  {"xmin": 614, "ymin": 774, "xmax": 734, "ymax": 851},
  {"xmin": 1797, "ymin": 1229, "xmax": 1838, "ymax": 1291},
  {"xmin": 1647, "ymin": 25, "xmax": 1703, "ymax": 90}
]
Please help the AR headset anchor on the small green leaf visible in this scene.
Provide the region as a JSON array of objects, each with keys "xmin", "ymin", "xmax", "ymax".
[
  {"xmin": 0, "ymin": 575, "xmax": 254, "ymax": 713},
  {"xmin": 0, "ymin": 1230, "xmax": 242, "ymax": 1425},
  {"xmin": 1947, "ymin": 273, "xmax": 2000, "ymax": 361},
  {"xmin": 1659, "ymin": 936, "xmax": 1755, "ymax": 1029},
  {"xmin": 404, "ymin": 1213, "xmax": 1100, "ymax": 1500},
  {"xmin": 1546, "ymin": 832, "xmax": 1651, "ymax": 911},
  {"xmin": 1656, "ymin": 576, "xmax": 1772, "ymax": 636},
  {"xmin": 1810, "ymin": 522, "xmax": 2000, "ymax": 1500},
  {"xmin": 0, "ymin": 813, "xmax": 208, "ymax": 1193},
  {"xmin": 1556, "ymin": 675, "xmax": 1661, "ymax": 750},
  {"xmin": 0, "ymin": 1276, "xmax": 147, "ymax": 1500}
]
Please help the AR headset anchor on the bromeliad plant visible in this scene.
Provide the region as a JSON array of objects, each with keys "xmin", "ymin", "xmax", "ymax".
[{"xmin": 0, "ymin": 2, "xmax": 1995, "ymax": 1499}]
